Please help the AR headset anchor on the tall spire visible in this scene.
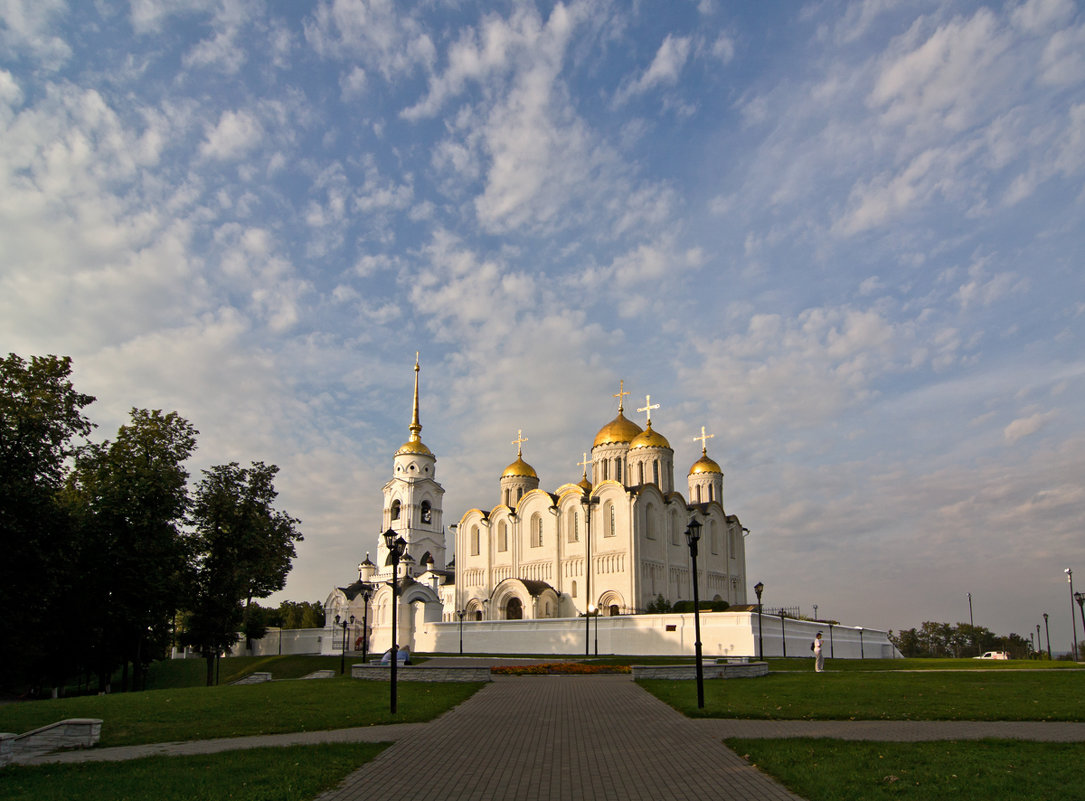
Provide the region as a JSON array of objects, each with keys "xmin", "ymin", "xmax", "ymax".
[{"xmin": 408, "ymin": 351, "xmax": 422, "ymax": 442}]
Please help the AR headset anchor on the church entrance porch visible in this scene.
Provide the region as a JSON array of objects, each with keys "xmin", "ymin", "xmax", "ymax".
[{"xmin": 505, "ymin": 597, "xmax": 523, "ymax": 620}]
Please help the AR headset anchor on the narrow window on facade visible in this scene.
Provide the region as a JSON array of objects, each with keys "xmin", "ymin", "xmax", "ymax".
[
  {"xmin": 729, "ymin": 530, "xmax": 736, "ymax": 557},
  {"xmin": 602, "ymin": 460, "xmax": 609, "ymax": 480},
  {"xmin": 653, "ymin": 460, "xmax": 659, "ymax": 485},
  {"xmin": 609, "ymin": 504, "xmax": 615, "ymax": 537},
  {"xmin": 571, "ymin": 579, "xmax": 577, "ymax": 598},
  {"xmin": 645, "ymin": 503, "xmax": 655, "ymax": 540},
  {"xmin": 568, "ymin": 511, "xmax": 579, "ymax": 542},
  {"xmin": 498, "ymin": 521, "xmax": 507, "ymax": 552},
  {"xmin": 470, "ymin": 526, "xmax": 480, "ymax": 556},
  {"xmin": 390, "ymin": 499, "xmax": 401, "ymax": 520},
  {"xmin": 694, "ymin": 485, "xmax": 701, "ymax": 502},
  {"xmin": 615, "ymin": 460, "xmax": 622, "ymax": 482},
  {"xmin": 638, "ymin": 463, "xmax": 645, "ymax": 484},
  {"xmin": 531, "ymin": 514, "xmax": 542, "ymax": 547},
  {"xmin": 420, "ymin": 500, "xmax": 432, "ymax": 524},
  {"xmin": 710, "ymin": 521, "xmax": 719, "ymax": 555},
  {"xmin": 517, "ymin": 487, "xmax": 524, "ymax": 502},
  {"xmin": 671, "ymin": 513, "xmax": 680, "ymax": 545}
]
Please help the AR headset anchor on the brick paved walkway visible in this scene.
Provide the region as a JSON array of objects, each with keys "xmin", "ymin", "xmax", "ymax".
[{"xmin": 317, "ymin": 675, "xmax": 805, "ymax": 801}]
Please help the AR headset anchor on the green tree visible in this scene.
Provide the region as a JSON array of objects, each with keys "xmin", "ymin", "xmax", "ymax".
[
  {"xmin": 183, "ymin": 462, "xmax": 302, "ymax": 685},
  {"xmin": 278, "ymin": 600, "xmax": 326, "ymax": 629},
  {"xmin": 66, "ymin": 409, "xmax": 197, "ymax": 690},
  {"xmin": 0, "ymin": 354, "xmax": 95, "ymax": 692}
]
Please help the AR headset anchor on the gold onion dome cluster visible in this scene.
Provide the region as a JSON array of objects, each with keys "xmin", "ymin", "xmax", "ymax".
[
  {"xmin": 593, "ymin": 411, "xmax": 643, "ymax": 447},
  {"xmin": 501, "ymin": 455, "xmax": 538, "ymax": 479},
  {"xmin": 629, "ymin": 420, "xmax": 671, "ymax": 450}
]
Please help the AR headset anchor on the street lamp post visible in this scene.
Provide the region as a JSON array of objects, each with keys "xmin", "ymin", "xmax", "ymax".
[
  {"xmin": 334, "ymin": 614, "xmax": 354, "ymax": 675},
  {"xmin": 685, "ymin": 516, "xmax": 704, "ymax": 709},
  {"xmin": 360, "ymin": 589, "xmax": 371, "ymax": 663},
  {"xmin": 812, "ymin": 604, "xmax": 818, "ymax": 621},
  {"xmin": 384, "ymin": 528, "xmax": 408, "ymax": 714},
  {"xmin": 1075, "ymin": 592, "xmax": 1085, "ymax": 661},
  {"xmin": 1066, "ymin": 568, "xmax": 1078, "ymax": 660},
  {"xmin": 828, "ymin": 621, "xmax": 835, "ymax": 659},
  {"xmin": 457, "ymin": 609, "xmax": 465, "ymax": 655},
  {"xmin": 857, "ymin": 626, "xmax": 865, "ymax": 660},
  {"xmin": 589, "ymin": 605, "xmax": 599, "ymax": 656},
  {"xmin": 968, "ymin": 592, "xmax": 976, "ymax": 657},
  {"xmin": 779, "ymin": 611, "xmax": 787, "ymax": 658},
  {"xmin": 581, "ymin": 492, "xmax": 599, "ymax": 657},
  {"xmin": 754, "ymin": 581, "xmax": 764, "ymax": 660},
  {"xmin": 1044, "ymin": 612, "xmax": 1051, "ymax": 660}
]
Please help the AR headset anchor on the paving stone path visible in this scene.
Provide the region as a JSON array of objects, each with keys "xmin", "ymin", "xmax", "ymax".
[
  {"xmin": 16, "ymin": 669, "xmax": 1085, "ymax": 801},
  {"xmin": 317, "ymin": 674, "xmax": 805, "ymax": 801}
]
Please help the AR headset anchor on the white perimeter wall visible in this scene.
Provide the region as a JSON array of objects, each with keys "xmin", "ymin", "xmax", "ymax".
[{"xmin": 230, "ymin": 613, "xmax": 900, "ymax": 659}]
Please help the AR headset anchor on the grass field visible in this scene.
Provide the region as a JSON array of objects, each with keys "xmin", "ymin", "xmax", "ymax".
[
  {"xmin": 640, "ymin": 669, "xmax": 1085, "ymax": 720},
  {"xmin": 0, "ymin": 742, "xmax": 387, "ymax": 801},
  {"xmin": 0, "ymin": 678, "xmax": 483, "ymax": 746},
  {"xmin": 726, "ymin": 738, "xmax": 1085, "ymax": 801}
]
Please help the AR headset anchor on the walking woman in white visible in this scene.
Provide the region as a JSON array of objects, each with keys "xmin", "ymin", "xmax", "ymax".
[{"xmin": 813, "ymin": 631, "xmax": 825, "ymax": 672}]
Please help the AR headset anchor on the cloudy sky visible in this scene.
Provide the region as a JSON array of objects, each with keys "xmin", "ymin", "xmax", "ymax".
[{"xmin": 3, "ymin": 0, "xmax": 1084, "ymax": 649}]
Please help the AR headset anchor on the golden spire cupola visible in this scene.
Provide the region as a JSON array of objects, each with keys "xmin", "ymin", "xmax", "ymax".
[
  {"xmin": 688, "ymin": 425, "xmax": 724, "ymax": 505},
  {"xmin": 626, "ymin": 394, "xmax": 674, "ymax": 492},
  {"xmin": 590, "ymin": 380, "xmax": 643, "ymax": 487},
  {"xmin": 500, "ymin": 429, "xmax": 540, "ymax": 507},
  {"xmin": 395, "ymin": 353, "xmax": 433, "ymax": 458},
  {"xmin": 384, "ymin": 353, "xmax": 446, "ymax": 572}
]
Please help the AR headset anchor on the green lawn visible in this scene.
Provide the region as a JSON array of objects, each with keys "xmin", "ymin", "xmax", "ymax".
[
  {"xmin": 0, "ymin": 742, "xmax": 387, "ymax": 801},
  {"xmin": 641, "ymin": 669, "xmax": 1085, "ymax": 720},
  {"xmin": 0, "ymin": 679, "xmax": 483, "ymax": 746},
  {"xmin": 726, "ymin": 738, "xmax": 1085, "ymax": 801}
]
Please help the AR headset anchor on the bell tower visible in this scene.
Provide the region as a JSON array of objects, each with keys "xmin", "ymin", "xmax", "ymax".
[{"xmin": 379, "ymin": 354, "xmax": 446, "ymax": 573}]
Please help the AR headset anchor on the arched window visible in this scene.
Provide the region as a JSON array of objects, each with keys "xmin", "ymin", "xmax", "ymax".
[
  {"xmin": 671, "ymin": 512, "xmax": 680, "ymax": 545},
  {"xmin": 602, "ymin": 460, "xmax": 609, "ymax": 480},
  {"xmin": 390, "ymin": 499, "xmax": 401, "ymax": 521},
  {"xmin": 517, "ymin": 488, "xmax": 524, "ymax": 502},
  {"xmin": 729, "ymin": 529, "xmax": 736, "ymax": 557},
  {"xmin": 694, "ymin": 485, "xmax": 701, "ymax": 502},
  {"xmin": 653, "ymin": 460, "xmax": 660, "ymax": 485},
  {"xmin": 644, "ymin": 503, "xmax": 656, "ymax": 540},
  {"xmin": 710, "ymin": 520, "xmax": 719, "ymax": 554},
  {"xmin": 609, "ymin": 504, "xmax": 616, "ymax": 537},
  {"xmin": 420, "ymin": 500, "xmax": 432, "ymax": 524},
  {"xmin": 638, "ymin": 463, "xmax": 645, "ymax": 484},
  {"xmin": 708, "ymin": 484, "xmax": 714, "ymax": 502},
  {"xmin": 609, "ymin": 604, "xmax": 619, "ymax": 617},
  {"xmin": 568, "ymin": 510, "xmax": 579, "ymax": 542},
  {"xmin": 498, "ymin": 522, "xmax": 508, "ymax": 552},
  {"xmin": 615, "ymin": 460, "xmax": 622, "ymax": 482},
  {"xmin": 571, "ymin": 579, "xmax": 577, "ymax": 598},
  {"xmin": 470, "ymin": 526, "xmax": 480, "ymax": 556},
  {"xmin": 531, "ymin": 514, "xmax": 543, "ymax": 547}
]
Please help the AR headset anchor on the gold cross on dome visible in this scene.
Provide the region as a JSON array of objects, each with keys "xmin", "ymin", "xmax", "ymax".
[
  {"xmin": 577, "ymin": 452, "xmax": 590, "ymax": 471},
  {"xmin": 693, "ymin": 426, "xmax": 714, "ymax": 453},
  {"xmin": 613, "ymin": 379, "xmax": 630, "ymax": 412},
  {"xmin": 512, "ymin": 429, "xmax": 528, "ymax": 456},
  {"xmin": 637, "ymin": 395, "xmax": 660, "ymax": 425}
]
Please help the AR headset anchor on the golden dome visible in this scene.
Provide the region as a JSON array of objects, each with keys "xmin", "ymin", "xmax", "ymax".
[
  {"xmin": 396, "ymin": 437, "xmax": 433, "ymax": 456},
  {"xmin": 630, "ymin": 420, "xmax": 671, "ymax": 450},
  {"xmin": 593, "ymin": 411, "xmax": 643, "ymax": 448},
  {"xmin": 502, "ymin": 455, "xmax": 538, "ymax": 479},
  {"xmin": 688, "ymin": 451, "xmax": 722, "ymax": 475}
]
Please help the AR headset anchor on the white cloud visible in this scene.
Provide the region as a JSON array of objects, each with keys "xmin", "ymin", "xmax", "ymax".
[
  {"xmin": 182, "ymin": 0, "xmax": 255, "ymax": 74},
  {"xmin": 613, "ymin": 34, "xmax": 692, "ymax": 106},
  {"xmin": 304, "ymin": 0, "xmax": 435, "ymax": 79},
  {"xmin": 340, "ymin": 65, "xmax": 367, "ymax": 99},
  {"xmin": 200, "ymin": 109, "xmax": 263, "ymax": 160},
  {"xmin": 1011, "ymin": 0, "xmax": 1076, "ymax": 33},
  {"xmin": 1004, "ymin": 410, "xmax": 1056, "ymax": 444},
  {"xmin": 0, "ymin": 0, "xmax": 72, "ymax": 69}
]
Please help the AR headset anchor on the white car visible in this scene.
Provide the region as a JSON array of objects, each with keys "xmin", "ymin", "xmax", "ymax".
[{"xmin": 974, "ymin": 651, "xmax": 1010, "ymax": 660}]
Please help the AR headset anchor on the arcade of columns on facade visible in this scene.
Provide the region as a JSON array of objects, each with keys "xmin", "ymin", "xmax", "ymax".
[{"xmin": 325, "ymin": 358, "xmax": 749, "ymax": 645}]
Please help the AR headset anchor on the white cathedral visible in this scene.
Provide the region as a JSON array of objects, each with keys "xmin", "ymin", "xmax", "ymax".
[{"xmin": 325, "ymin": 357, "xmax": 749, "ymax": 653}]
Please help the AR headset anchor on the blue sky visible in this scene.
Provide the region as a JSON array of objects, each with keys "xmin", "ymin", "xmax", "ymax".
[{"xmin": 3, "ymin": 0, "xmax": 1084, "ymax": 649}]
